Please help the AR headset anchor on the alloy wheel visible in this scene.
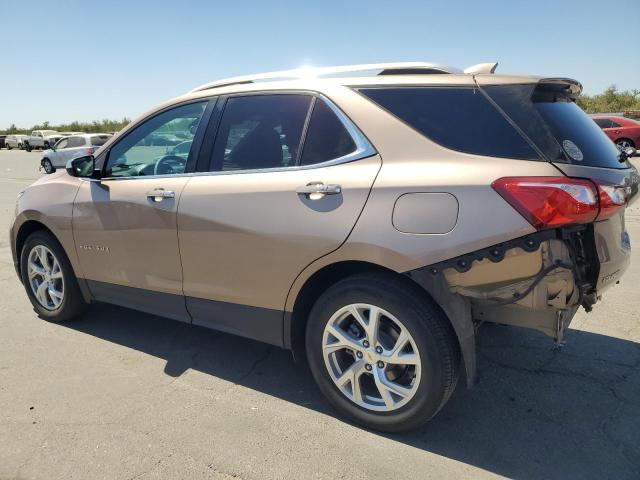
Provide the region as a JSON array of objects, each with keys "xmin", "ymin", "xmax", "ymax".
[
  {"xmin": 27, "ymin": 245, "xmax": 64, "ymax": 310},
  {"xmin": 322, "ymin": 303, "xmax": 421, "ymax": 412},
  {"xmin": 43, "ymin": 160, "xmax": 53, "ymax": 174}
]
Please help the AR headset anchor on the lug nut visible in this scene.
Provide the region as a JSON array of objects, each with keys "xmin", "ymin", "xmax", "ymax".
[
  {"xmin": 377, "ymin": 361, "xmax": 385, "ymax": 369},
  {"xmin": 365, "ymin": 364, "xmax": 372, "ymax": 371},
  {"xmin": 375, "ymin": 346, "xmax": 383, "ymax": 354},
  {"xmin": 356, "ymin": 351, "xmax": 363, "ymax": 359},
  {"xmin": 362, "ymin": 340, "xmax": 369, "ymax": 348}
]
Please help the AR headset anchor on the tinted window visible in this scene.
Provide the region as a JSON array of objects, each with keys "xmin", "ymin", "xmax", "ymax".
[
  {"xmin": 360, "ymin": 87, "xmax": 539, "ymax": 160},
  {"xmin": 211, "ymin": 94, "xmax": 312, "ymax": 171},
  {"xmin": 483, "ymin": 84, "xmax": 627, "ymax": 169},
  {"xmin": 90, "ymin": 135, "xmax": 111, "ymax": 146},
  {"xmin": 593, "ymin": 118, "xmax": 613, "ymax": 129},
  {"xmin": 67, "ymin": 136, "xmax": 86, "ymax": 148},
  {"xmin": 300, "ymin": 99, "xmax": 356, "ymax": 165},
  {"xmin": 105, "ymin": 101, "xmax": 206, "ymax": 177},
  {"xmin": 610, "ymin": 120, "xmax": 622, "ymax": 128}
]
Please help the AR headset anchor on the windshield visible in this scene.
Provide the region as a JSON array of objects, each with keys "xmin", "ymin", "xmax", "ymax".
[{"xmin": 482, "ymin": 84, "xmax": 628, "ymax": 169}]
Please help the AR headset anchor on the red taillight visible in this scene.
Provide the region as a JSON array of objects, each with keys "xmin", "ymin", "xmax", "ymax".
[
  {"xmin": 492, "ymin": 176, "xmax": 599, "ymax": 229},
  {"xmin": 87, "ymin": 147, "xmax": 94, "ymax": 155},
  {"xmin": 596, "ymin": 183, "xmax": 626, "ymax": 220}
]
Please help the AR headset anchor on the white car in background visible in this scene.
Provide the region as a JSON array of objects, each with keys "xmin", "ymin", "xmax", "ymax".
[
  {"xmin": 5, "ymin": 134, "xmax": 29, "ymax": 149},
  {"xmin": 41, "ymin": 134, "xmax": 112, "ymax": 173},
  {"xmin": 47, "ymin": 131, "xmax": 86, "ymax": 148}
]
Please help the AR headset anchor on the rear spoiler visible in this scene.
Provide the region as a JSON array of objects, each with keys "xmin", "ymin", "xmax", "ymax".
[{"xmin": 538, "ymin": 78, "xmax": 583, "ymax": 100}]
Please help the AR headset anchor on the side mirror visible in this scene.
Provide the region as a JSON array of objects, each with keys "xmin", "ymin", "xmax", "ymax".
[{"xmin": 66, "ymin": 155, "xmax": 98, "ymax": 178}]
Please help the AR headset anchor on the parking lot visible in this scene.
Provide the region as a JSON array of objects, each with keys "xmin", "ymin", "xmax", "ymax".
[{"xmin": 0, "ymin": 149, "xmax": 638, "ymax": 479}]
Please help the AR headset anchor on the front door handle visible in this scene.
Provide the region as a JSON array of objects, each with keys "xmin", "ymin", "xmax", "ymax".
[
  {"xmin": 147, "ymin": 188, "xmax": 176, "ymax": 202},
  {"xmin": 296, "ymin": 182, "xmax": 342, "ymax": 199}
]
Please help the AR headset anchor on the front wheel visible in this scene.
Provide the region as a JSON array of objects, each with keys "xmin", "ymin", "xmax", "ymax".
[
  {"xmin": 20, "ymin": 230, "xmax": 87, "ymax": 322},
  {"xmin": 306, "ymin": 273, "xmax": 460, "ymax": 432},
  {"xmin": 42, "ymin": 158, "xmax": 54, "ymax": 174}
]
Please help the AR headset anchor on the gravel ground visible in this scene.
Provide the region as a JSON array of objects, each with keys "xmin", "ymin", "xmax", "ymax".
[{"xmin": 0, "ymin": 149, "xmax": 639, "ymax": 479}]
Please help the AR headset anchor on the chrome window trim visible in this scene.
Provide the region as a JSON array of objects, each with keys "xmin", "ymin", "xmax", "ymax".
[
  {"xmin": 97, "ymin": 90, "xmax": 377, "ymax": 181},
  {"xmin": 87, "ymin": 152, "xmax": 378, "ymax": 182}
]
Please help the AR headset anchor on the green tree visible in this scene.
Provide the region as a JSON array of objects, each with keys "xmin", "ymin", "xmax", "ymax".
[{"xmin": 577, "ymin": 85, "xmax": 640, "ymax": 114}]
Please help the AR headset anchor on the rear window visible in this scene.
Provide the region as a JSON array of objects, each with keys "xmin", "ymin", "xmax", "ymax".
[
  {"xmin": 482, "ymin": 84, "xmax": 628, "ymax": 169},
  {"xmin": 90, "ymin": 135, "xmax": 110, "ymax": 146},
  {"xmin": 359, "ymin": 87, "xmax": 539, "ymax": 160}
]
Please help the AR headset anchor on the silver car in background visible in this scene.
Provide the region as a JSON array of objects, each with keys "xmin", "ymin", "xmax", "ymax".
[
  {"xmin": 5, "ymin": 134, "xmax": 29, "ymax": 149},
  {"xmin": 41, "ymin": 134, "xmax": 112, "ymax": 173}
]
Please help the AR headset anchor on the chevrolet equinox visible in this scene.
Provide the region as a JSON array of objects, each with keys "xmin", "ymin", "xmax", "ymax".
[{"xmin": 10, "ymin": 62, "xmax": 638, "ymax": 432}]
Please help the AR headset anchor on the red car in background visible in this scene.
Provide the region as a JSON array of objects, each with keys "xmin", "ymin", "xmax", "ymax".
[{"xmin": 592, "ymin": 116, "xmax": 640, "ymax": 150}]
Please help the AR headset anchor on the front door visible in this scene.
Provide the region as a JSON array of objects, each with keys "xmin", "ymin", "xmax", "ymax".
[
  {"xmin": 178, "ymin": 93, "xmax": 381, "ymax": 344},
  {"xmin": 72, "ymin": 100, "xmax": 209, "ymax": 321}
]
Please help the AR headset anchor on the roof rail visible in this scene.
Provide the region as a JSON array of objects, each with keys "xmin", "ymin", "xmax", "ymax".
[{"xmin": 188, "ymin": 62, "xmax": 464, "ymax": 93}]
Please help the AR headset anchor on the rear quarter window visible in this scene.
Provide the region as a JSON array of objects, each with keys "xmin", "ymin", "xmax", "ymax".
[
  {"xmin": 359, "ymin": 87, "xmax": 540, "ymax": 160},
  {"xmin": 90, "ymin": 135, "xmax": 111, "ymax": 146}
]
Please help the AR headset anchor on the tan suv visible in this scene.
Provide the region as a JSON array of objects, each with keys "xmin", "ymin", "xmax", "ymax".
[{"xmin": 10, "ymin": 62, "xmax": 638, "ymax": 431}]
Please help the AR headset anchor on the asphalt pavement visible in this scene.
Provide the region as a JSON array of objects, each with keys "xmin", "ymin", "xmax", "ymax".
[{"xmin": 0, "ymin": 149, "xmax": 638, "ymax": 479}]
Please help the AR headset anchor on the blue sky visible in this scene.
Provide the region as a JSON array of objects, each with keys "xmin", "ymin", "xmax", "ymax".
[{"xmin": 1, "ymin": 0, "xmax": 638, "ymax": 128}]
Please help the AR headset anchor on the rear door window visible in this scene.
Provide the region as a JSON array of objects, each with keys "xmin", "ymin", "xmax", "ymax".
[
  {"xmin": 483, "ymin": 84, "xmax": 627, "ymax": 169},
  {"xmin": 300, "ymin": 99, "xmax": 357, "ymax": 165},
  {"xmin": 210, "ymin": 94, "xmax": 312, "ymax": 171},
  {"xmin": 67, "ymin": 136, "xmax": 86, "ymax": 148},
  {"xmin": 359, "ymin": 87, "xmax": 540, "ymax": 160}
]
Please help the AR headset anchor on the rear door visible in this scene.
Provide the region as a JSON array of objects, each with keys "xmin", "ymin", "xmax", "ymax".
[{"xmin": 178, "ymin": 93, "xmax": 380, "ymax": 345}]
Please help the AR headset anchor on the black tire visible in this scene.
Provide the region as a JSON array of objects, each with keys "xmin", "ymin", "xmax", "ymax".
[
  {"xmin": 44, "ymin": 141, "xmax": 50, "ymax": 149},
  {"xmin": 305, "ymin": 272, "xmax": 460, "ymax": 432},
  {"xmin": 20, "ymin": 230, "xmax": 87, "ymax": 322},
  {"xmin": 25, "ymin": 142, "xmax": 32, "ymax": 152},
  {"xmin": 42, "ymin": 158, "xmax": 54, "ymax": 174},
  {"xmin": 6, "ymin": 144, "xmax": 11, "ymax": 150},
  {"xmin": 616, "ymin": 138, "xmax": 635, "ymax": 150}
]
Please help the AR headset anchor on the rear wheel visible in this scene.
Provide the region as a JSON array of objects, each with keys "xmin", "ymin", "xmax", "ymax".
[
  {"xmin": 20, "ymin": 231, "xmax": 87, "ymax": 322},
  {"xmin": 24, "ymin": 142, "xmax": 32, "ymax": 152},
  {"xmin": 305, "ymin": 273, "xmax": 460, "ymax": 432},
  {"xmin": 6, "ymin": 144, "xmax": 11, "ymax": 150},
  {"xmin": 42, "ymin": 158, "xmax": 54, "ymax": 174}
]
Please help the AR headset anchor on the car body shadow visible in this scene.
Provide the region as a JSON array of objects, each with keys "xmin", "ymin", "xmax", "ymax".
[{"xmin": 67, "ymin": 303, "xmax": 640, "ymax": 480}]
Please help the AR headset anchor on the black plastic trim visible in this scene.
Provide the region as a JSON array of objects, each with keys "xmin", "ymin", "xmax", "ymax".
[
  {"xmin": 187, "ymin": 297, "xmax": 284, "ymax": 347},
  {"xmin": 84, "ymin": 280, "xmax": 285, "ymax": 347},
  {"xmin": 87, "ymin": 280, "xmax": 190, "ymax": 323}
]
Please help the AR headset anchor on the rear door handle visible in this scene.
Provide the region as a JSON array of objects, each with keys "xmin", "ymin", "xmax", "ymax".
[
  {"xmin": 296, "ymin": 182, "xmax": 342, "ymax": 199},
  {"xmin": 147, "ymin": 188, "xmax": 176, "ymax": 202}
]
